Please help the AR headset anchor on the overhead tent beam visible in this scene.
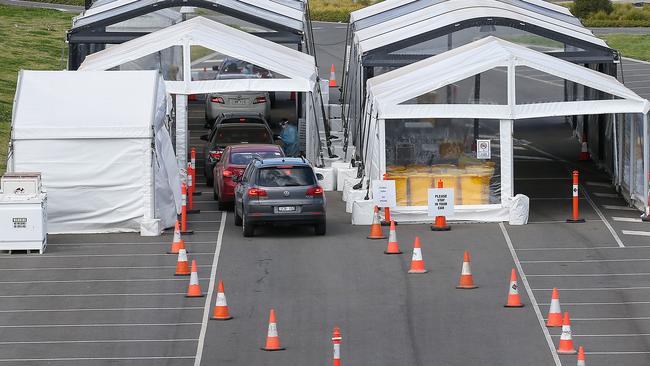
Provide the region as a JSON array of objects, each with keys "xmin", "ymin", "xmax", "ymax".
[
  {"xmin": 362, "ymin": 17, "xmax": 617, "ymax": 65},
  {"xmin": 68, "ymin": 31, "xmax": 302, "ymax": 44}
]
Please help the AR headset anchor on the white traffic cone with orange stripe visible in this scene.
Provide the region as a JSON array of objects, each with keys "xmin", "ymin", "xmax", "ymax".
[
  {"xmin": 167, "ymin": 220, "xmax": 186, "ymax": 254},
  {"xmin": 185, "ymin": 260, "xmax": 204, "ymax": 298},
  {"xmin": 577, "ymin": 346, "xmax": 586, "ymax": 366},
  {"xmin": 211, "ymin": 279, "xmax": 233, "ymax": 320},
  {"xmin": 557, "ymin": 312, "xmax": 577, "ymax": 354},
  {"xmin": 579, "ymin": 134, "xmax": 590, "ymax": 161},
  {"xmin": 546, "ymin": 287, "xmax": 563, "ymax": 327},
  {"xmin": 408, "ymin": 236, "xmax": 427, "ymax": 273},
  {"xmin": 174, "ymin": 248, "xmax": 190, "ymax": 276},
  {"xmin": 261, "ymin": 308, "xmax": 285, "ymax": 351},
  {"xmin": 329, "ymin": 64, "xmax": 337, "ymax": 87},
  {"xmin": 367, "ymin": 206, "xmax": 386, "ymax": 240},
  {"xmin": 384, "ymin": 221, "xmax": 402, "ymax": 255},
  {"xmin": 456, "ymin": 251, "xmax": 478, "ymax": 289},
  {"xmin": 504, "ymin": 268, "xmax": 524, "ymax": 307}
]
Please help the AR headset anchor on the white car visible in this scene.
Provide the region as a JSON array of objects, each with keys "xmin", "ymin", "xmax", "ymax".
[{"xmin": 205, "ymin": 59, "xmax": 272, "ymax": 126}]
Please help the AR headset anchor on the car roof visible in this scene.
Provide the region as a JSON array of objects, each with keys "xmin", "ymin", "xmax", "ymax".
[
  {"xmin": 228, "ymin": 144, "xmax": 282, "ymax": 152},
  {"xmin": 216, "ymin": 123, "xmax": 270, "ymax": 130},
  {"xmin": 255, "ymin": 157, "xmax": 310, "ymax": 167}
]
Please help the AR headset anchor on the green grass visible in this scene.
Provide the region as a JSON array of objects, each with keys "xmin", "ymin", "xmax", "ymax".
[
  {"xmin": 0, "ymin": 5, "xmax": 73, "ymax": 175},
  {"xmin": 25, "ymin": 0, "xmax": 84, "ymax": 6},
  {"xmin": 579, "ymin": 4, "xmax": 650, "ymax": 27},
  {"xmin": 600, "ymin": 33, "xmax": 650, "ymax": 61},
  {"xmin": 309, "ymin": 0, "xmax": 369, "ymax": 22}
]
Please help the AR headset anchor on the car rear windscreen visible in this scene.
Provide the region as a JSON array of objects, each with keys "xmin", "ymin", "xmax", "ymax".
[
  {"xmin": 221, "ymin": 118, "xmax": 265, "ymax": 124},
  {"xmin": 257, "ymin": 166, "xmax": 315, "ymax": 187},
  {"xmin": 212, "ymin": 127, "xmax": 272, "ymax": 144},
  {"xmin": 230, "ymin": 151, "xmax": 282, "ymax": 165}
]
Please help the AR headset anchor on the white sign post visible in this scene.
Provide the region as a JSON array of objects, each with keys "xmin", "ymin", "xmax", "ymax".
[
  {"xmin": 428, "ymin": 188, "xmax": 454, "ymax": 217},
  {"xmin": 476, "ymin": 139, "xmax": 491, "ymax": 160},
  {"xmin": 372, "ymin": 180, "xmax": 396, "ymax": 208}
]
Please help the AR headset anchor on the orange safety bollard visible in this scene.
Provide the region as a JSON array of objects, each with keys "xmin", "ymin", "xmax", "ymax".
[
  {"xmin": 381, "ymin": 173, "xmax": 394, "ymax": 226},
  {"xmin": 566, "ymin": 171, "xmax": 585, "ymax": 223},
  {"xmin": 186, "ymin": 163, "xmax": 200, "ymax": 214},
  {"xmin": 431, "ymin": 180, "xmax": 451, "ymax": 231},
  {"xmin": 180, "ymin": 183, "xmax": 194, "ymax": 235},
  {"xmin": 332, "ymin": 326, "xmax": 342, "ymax": 366},
  {"xmin": 190, "ymin": 148, "xmax": 202, "ymax": 197}
]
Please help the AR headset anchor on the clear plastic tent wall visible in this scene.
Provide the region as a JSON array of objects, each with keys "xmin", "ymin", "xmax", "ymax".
[
  {"xmin": 9, "ymin": 70, "xmax": 181, "ymax": 235},
  {"xmin": 359, "ymin": 37, "xmax": 650, "ymax": 222},
  {"xmin": 79, "ymin": 16, "xmax": 323, "ymax": 165}
]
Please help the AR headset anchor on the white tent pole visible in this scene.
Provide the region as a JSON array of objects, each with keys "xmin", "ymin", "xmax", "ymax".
[
  {"xmin": 379, "ymin": 118, "xmax": 386, "ymax": 178},
  {"xmin": 644, "ymin": 113, "xmax": 649, "ymax": 215},
  {"xmin": 631, "ymin": 114, "xmax": 636, "ymax": 200},
  {"xmin": 500, "ymin": 119, "xmax": 514, "ymax": 204},
  {"xmin": 175, "ymin": 94, "xmax": 188, "ymax": 176},
  {"xmin": 612, "ymin": 114, "xmax": 620, "ymax": 187}
]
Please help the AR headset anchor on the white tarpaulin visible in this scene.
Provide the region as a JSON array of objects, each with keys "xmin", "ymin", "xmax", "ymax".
[{"xmin": 9, "ymin": 70, "xmax": 181, "ymax": 235}]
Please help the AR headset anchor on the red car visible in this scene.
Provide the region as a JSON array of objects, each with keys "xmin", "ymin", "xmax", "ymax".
[{"xmin": 212, "ymin": 144, "xmax": 284, "ymax": 207}]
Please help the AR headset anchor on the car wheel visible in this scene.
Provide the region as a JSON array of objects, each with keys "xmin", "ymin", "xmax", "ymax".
[
  {"xmin": 314, "ymin": 222, "xmax": 326, "ymax": 236},
  {"xmin": 234, "ymin": 206, "xmax": 242, "ymax": 226},
  {"xmin": 242, "ymin": 214, "xmax": 254, "ymax": 237}
]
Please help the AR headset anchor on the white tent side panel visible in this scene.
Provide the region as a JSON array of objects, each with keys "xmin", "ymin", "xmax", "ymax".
[{"xmin": 10, "ymin": 70, "xmax": 180, "ymax": 235}]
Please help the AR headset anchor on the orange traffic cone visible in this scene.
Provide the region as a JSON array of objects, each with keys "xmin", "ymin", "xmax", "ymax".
[
  {"xmin": 579, "ymin": 134, "xmax": 590, "ymax": 161},
  {"xmin": 546, "ymin": 287, "xmax": 563, "ymax": 327},
  {"xmin": 261, "ymin": 308, "xmax": 285, "ymax": 351},
  {"xmin": 329, "ymin": 64, "xmax": 337, "ymax": 87},
  {"xmin": 504, "ymin": 268, "xmax": 524, "ymax": 307},
  {"xmin": 186, "ymin": 260, "xmax": 204, "ymax": 298},
  {"xmin": 456, "ymin": 251, "xmax": 478, "ymax": 289},
  {"xmin": 557, "ymin": 312, "xmax": 577, "ymax": 354},
  {"xmin": 211, "ymin": 279, "xmax": 233, "ymax": 320},
  {"xmin": 174, "ymin": 248, "xmax": 190, "ymax": 276},
  {"xmin": 408, "ymin": 236, "xmax": 427, "ymax": 273},
  {"xmin": 167, "ymin": 220, "xmax": 186, "ymax": 254},
  {"xmin": 577, "ymin": 346, "xmax": 585, "ymax": 366},
  {"xmin": 384, "ymin": 221, "xmax": 402, "ymax": 255},
  {"xmin": 367, "ymin": 206, "xmax": 386, "ymax": 240}
]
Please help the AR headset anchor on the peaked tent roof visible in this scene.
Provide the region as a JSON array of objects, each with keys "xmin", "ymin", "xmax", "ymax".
[
  {"xmin": 367, "ymin": 37, "xmax": 649, "ymax": 120},
  {"xmin": 354, "ymin": 0, "xmax": 608, "ymax": 55},
  {"xmin": 79, "ymin": 16, "xmax": 318, "ymax": 94},
  {"xmin": 72, "ymin": 0, "xmax": 305, "ymax": 33}
]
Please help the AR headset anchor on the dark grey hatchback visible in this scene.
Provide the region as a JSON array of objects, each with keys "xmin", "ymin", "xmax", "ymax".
[{"xmin": 233, "ymin": 157, "xmax": 326, "ymax": 237}]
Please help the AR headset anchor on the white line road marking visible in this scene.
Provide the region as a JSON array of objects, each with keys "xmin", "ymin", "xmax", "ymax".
[
  {"xmin": 613, "ymin": 217, "xmax": 643, "ymax": 223},
  {"xmin": 48, "ymin": 241, "xmax": 215, "ymax": 246},
  {"xmin": 0, "ymin": 323, "xmax": 201, "ymax": 328},
  {"xmin": 0, "ymin": 265, "xmax": 211, "ymax": 271},
  {"xmin": 0, "ymin": 339, "xmax": 199, "ymax": 345},
  {"xmin": 623, "ymin": 230, "xmax": 650, "ymax": 237},
  {"xmin": 516, "ymin": 246, "xmax": 623, "ymax": 250},
  {"xmin": 586, "ymin": 181, "xmax": 611, "ymax": 187},
  {"xmin": 527, "ymin": 219, "xmax": 602, "ymax": 224},
  {"xmin": 586, "ymin": 351, "xmax": 650, "ymax": 355},
  {"xmin": 0, "ymin": 307, "xmax": 203, "ymax": 313},
  {"xmin": 522, "ymin": 258, "xmax": 650, "ymax": 263},
  {"xmin": 514, "ymin": 177, "xmax": 570, "ymax": 180},
  {"xmin": 513, "ymin": 155, "xmax": 554, "ymax": 161},
  {"xmin": 528, "ymin": 273, "xmax": 650, "ymax": 277},
  {"xmin": 603, "ymin": 205, "xmax": 639, "ymax": 211},
  {"xmin": 570, "ymin": 317, "xmax": 650, "ymax": 321},
  {"xmin": 499, "ymin": 223, "xmax": 562, "ymax": 366},
  {"xmin": 593, "ymin": 192, "xmax": 619, "ymax": 198},
  {"xmin": 0, "ymin": 357, "xmax": 195, "ymax": 362},
  {"xmin": 0, "ymin": 278, "xmax": 210, "ymax": 284},
  {"xmin": 581, "ymin": 184, "xmax": 626, "ymax": 248},
  {"xmin": 194, "ymin": 212, "xmax": 226, "ymax": 366},
  {"xmin": 197, "ymin": 210, "xmax": 222, "ymax": 213},
  {"xmin": 528, "ymin": 197, "xmax": 586, "ymax": 200},
  {"xmin": 0, "ymin": 253, "xmax": 214, "ymax": 258},
  {"xmin": 540, "ymin": 301, "xmax": 650, "ymax": 306},
  {"xmin": 534, "ymin": 286, "xmax": 650, "ymax": 291},
  {"xmin": 550, "ymin": 334, "xmax": 650, "ymax": 337},
  {"xmin": 0, "ymin": 293, "xmax": 186, "ymax": 298}
]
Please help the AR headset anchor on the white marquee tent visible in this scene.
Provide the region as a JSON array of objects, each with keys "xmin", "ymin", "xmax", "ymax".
[
  {"xmin": 359, "ymin": 37, "xmax": 650, "ymax": 222},
  {"xmin": 9, "ymin": 70, "xmax": 181, "ymax": 235},
  {"xmin": 79, "ymin": 16, "xmax": 323, "ymax": 168}
]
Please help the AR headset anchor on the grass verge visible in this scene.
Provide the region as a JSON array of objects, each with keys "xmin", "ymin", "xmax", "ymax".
[
  {"xmin": 600, "ymin": 33, "xmax": 650, "ymax": 61},
  {"xmin": 22, "ymin": 0, "xmax": 83, "ymax": 6},
  {"xmin": 309, "ymin": 0, "xmax": 369, "ymax": 22},
  {"xmin": 0, "ymin": 5, "xmax": 73, "ymax": 175}
]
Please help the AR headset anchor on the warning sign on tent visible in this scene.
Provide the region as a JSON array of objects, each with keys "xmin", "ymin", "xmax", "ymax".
[{"xmin": 428, "ymin": 188, "xmax": 454, "ymax": 217}]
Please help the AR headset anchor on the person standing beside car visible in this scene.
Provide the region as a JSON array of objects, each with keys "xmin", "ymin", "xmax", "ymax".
[{"xmin": 279, "ymin": 118, "xmax": 299, "ymax": 157}]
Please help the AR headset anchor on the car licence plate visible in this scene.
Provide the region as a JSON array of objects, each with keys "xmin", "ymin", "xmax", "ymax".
[
  {"xmin": 278, "ymin": 206, "xmax": 296, "ymax": 212},
  {"xmin": 230, "ymin": 99, "xmax": 247, "ymax": 105}
]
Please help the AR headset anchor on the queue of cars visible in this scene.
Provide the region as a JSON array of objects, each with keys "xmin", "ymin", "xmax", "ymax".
[{"xmin": 200, "ymin": 109, "xmax": 326, "ymax": 237}]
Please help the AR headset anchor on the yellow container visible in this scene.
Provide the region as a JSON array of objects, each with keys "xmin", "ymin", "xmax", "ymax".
[
  {"xmin": 408, "ymin": 173, "xmax": 433, "ymax": 206},
  {"xmin": 460, "ymin": 166, "xmax": 494, "ymax": 205},
  {"xmin": 386, "ymin": 174, "xmax": 408, "ymax": 206},
  {"xmin": 434, "ymin": 169, "xmax": 461, "ymax": 205},
  {"xmin": 386, "ymin": 165, "xmax": 407, "ymax": 173}
]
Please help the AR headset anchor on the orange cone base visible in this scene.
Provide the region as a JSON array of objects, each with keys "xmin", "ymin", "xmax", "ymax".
[
  {"xmin": 456, "ymin": 284, "xmax": 479, "ymax": 289},
  {"xmin": 557, "ymin": 348, "xmax": 577, "ymax": 355},
  {"xmin": 384, "ymin": 250, "xmax": 403, "ymax": 255},
  {"xmin": 431, "ymin": 225, "xmax": 451, "ymax": 231},
  {"xmin": 504, "ymin": 303, "xmax": 525, "ymax": 308},
  {"xmin": 261, "ymin": 346, "xmax": 286, "ymax": 351},
  {"xmin": 546, "ymin": 315, "xmax": 563, "ymax": 327},
  {"xmin": 185, "ymin": 293, "xmax": 205, "ymax": 298},
  {"xmin": 174, "ymin": 272, "xmax": 190, "ymax": 276},
  {"xmin": 211, "ymin": 315, "xmax": 233, "ymax": 321},
  {"xmin": 408, "ymin": 269, "xmax": 428, "ymax": 274},
  {"xmin": 187, "ymin": 209, "xmax": 201, "ymax": 214},
  {"xmin": 566, "ymin": 218, "xmax": 585, "ymax": 223},
  {"xmin": 367, "ymin": 234, "xmax": 387, "ymax": 240}
]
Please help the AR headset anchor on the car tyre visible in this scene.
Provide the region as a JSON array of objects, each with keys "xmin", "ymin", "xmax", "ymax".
[
  {"xmin": 242, "ymin": 214, "xmax": 254, "ymax": 237},
  {"xmin": 234, "ymin": 206, "xmax": 242, "ymax": 226},
  {"xmin": 314, "ymin": 222, "xmax": 326, "ymax": 236}
]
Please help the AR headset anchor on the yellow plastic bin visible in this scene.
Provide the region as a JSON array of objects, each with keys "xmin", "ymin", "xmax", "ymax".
[
  {"xmin": 432, "ymin": 167, "xmax": 461, "ymax": 205},
  {"xmin": 386, "ymin": 174, "xmax": 408, "ymax": 206},
  {"xmin": 460, "ymin": 166, "xmax": 494, "ymax": 205},
  {"xmin": 408, "ymin": 173, "xmax": 433, "ymax": 206}
]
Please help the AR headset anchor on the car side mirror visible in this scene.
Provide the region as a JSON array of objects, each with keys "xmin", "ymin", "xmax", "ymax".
[
  {"xmin": 316, "ymin": 173, "xmax": 324, "ymax": 181},
  {"xmin": 200, "ymin": 134, "xmax": 209, "ymax": 141}
]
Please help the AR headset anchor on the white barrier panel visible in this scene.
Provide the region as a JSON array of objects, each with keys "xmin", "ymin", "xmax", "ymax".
[
  {"xmin": 352, "ymin": 199, "xmax": 374, "ymax": 225},
  {"xmin": 337, "ymin": 168, "xmax": 357, "ymax": 192},
  {"xmin": 346, "ymin": 190, "xmax": 367, "ymax": 213},
  {"xmin": 314, "ymin": 167, "xmax": 336, "ymax": 191},
  {"xmin": 508, "ymin": 194, "xmax": 530, "ymax": 225}
]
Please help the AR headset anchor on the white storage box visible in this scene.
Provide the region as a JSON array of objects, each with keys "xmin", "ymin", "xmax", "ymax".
[{"xmin": 0, "ymin": 173, "xmax": 47, "ymax": 253}]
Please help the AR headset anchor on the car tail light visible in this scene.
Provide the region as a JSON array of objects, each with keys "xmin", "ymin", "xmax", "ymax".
[
  {"xmin": 239, "ymin": 118, "xmax": 246, "ymax": 122},
  {"xmin": 223, "ymin": 169, "xmax": 233, "ymax": 177},
  {"xmin": 306, "ymin": 186, "xmax": 324, "ymax": 197},
  {"xmin": 248, "ymin": 188, "xmax": 268, "ymax": 197},
  {"xmin": 209, "ymin": 150, "xmax": 222, "ymax": 159},
  {"xmin": 211, "ymin": 96, "xmax": 224, "ymax": 104},
  {"xmin": 253, "ymin": 96, "xmax": 267, "ymax": 104}
]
